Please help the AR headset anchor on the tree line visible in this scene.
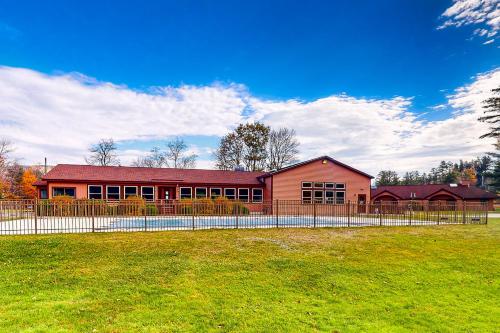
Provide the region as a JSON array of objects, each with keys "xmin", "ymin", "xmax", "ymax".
[
  {"xmin": 86, "ymin": 123, "xmax": 300, "ymax": 172},
  {"xmin": 0, "ymin": 139, "xmax": 40, "ymax": 199},
  {"xmin": 377, "ymin": 86, "xmax": 500, "ymax": 190}
]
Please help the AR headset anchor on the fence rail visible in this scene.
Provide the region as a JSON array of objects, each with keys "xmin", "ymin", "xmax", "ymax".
[{"xmin": 0, "ymin": 199, "xmax": 488, "ymax": 235}]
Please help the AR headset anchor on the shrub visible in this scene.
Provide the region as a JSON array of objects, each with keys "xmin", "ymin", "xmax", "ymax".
[
  {"xmin": 214, "ymin": 196, "xmax": 233, "ymax": 215},
  {"xmin": 146, "ymin": 203, "xmax": 158, "ymax": 216},
  {"xmin": 122, "ymin": 195, "xmax": 146, "ymax": 215},
  {"xmin": 195, "ymin": 198, "xmax": 215, "ymax": 215},
  {"xmin": 50, "ymin": 195, "xmax": 75, "ymax": 216},
  {"xmin": 178, "ymin": 199, "xmax": 193, "ymax": 215}
]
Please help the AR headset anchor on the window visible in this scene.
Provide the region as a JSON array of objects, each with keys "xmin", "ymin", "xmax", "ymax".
[
  {"xmin": 124, "ymin": 186, "xmax": 138, "ymax": 198},
  {"xmin": 314, "ymin": 190, "xmax": 324, "ymax": 203},
  {"xmin": 302, "ymin": 190, "xmax": 312, "ymax": 203},
  {"xmin": 180, "ymin": 187, "xmax": 192, "ymax": 199},
  {"xmin": 88, "ymin": 185, "xmax": 103, "ymax": 199},
  {"xmin": 195, "ymin": 187, "xmax": 207, "ymax": 199},
  {"xmin": 210, "ymin": 188, "xmax": 222, "ymax": 199},
  {"xmin": 141, "ymin": 186, "xmax": 155, "ymax": 201},
  {"xmin": 325, "ymin": 183, "xmax": 335, "ymax": 189},
  {"xmin": 106, "ymin": 186, "xmax": 120, "ymax": 200},
  {"xmin": 336, "ymin": 191, "xmax": 345, "ymax": 204},
  {"xmin": 238, "ymin": 188, "xmax": 249, "ymax": 202},
  {"xmin": 52, "ymin": 187, "xmax": 76, "ymax": 198},
  {"xmin": 325, "ymin": 190, "xmax": 335, "ymax": 204},
  {"xmin": 313, "ymin": 182, "xmax": 324, "ymax": 188},
  {"xmin": 335, "ymin": 183, "xmax": 345, "ymax": 190},
  {"xmin": 252, "ymin": 188, "xmax": 263, "ymax": 203},
  {"xmin": 302, "ymin": 182, "xmax": 312, "ymax": 188},
  {"xmin": 224, "ymin": 188, "xmax": 236, "ymax": 200},
  {"xmin": 40, "ymin": 189, "xmax": 48, "ymax": 199}
]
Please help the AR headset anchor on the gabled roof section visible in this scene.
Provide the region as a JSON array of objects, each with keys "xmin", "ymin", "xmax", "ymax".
[
  {"xmin": 42, "ymin": 164, "xmax": 266, "ymax": 185},
  {"xmin": 258, "ymin": 156, "xmax": 373, "ymax": 180},
  {"xmin": 371, "ymin": 189, "xmax": 403, "ymax": 200},
  {"xmin": 371, "ymin": 184, "xmax": 497, "ymax": 200}
]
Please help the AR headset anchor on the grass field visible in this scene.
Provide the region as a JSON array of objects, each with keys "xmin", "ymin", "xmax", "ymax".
[{"xmin": 0, "ymin": 220, "xmax": 498, "ymax": 332}]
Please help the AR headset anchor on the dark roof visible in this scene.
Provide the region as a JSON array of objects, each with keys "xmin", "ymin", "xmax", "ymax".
[
  {"xmin": 258, "ymin": 156, "xmax": 373, "ymax": 179},
  {"xmin": 41, "ymin": 164, "xmax": 265, "ymax": 185},
  {"xmin": 371, "ymin": 184, "xmax": 497, "ymax": 200}
]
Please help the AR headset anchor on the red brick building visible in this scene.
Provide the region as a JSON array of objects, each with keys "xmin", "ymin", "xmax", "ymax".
[
  {"xmin": 371, "ymin": 184, "xmax": 497, "ymax": 210},
  {"xmin": 34, "ymin": 156, "xmax": 373, "ymax": 204}
]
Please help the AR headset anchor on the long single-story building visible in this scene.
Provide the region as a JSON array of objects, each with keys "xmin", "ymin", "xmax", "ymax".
[
  {"xmin": 33, "ymin": 156, "xmax": 373, "ymax": 204},
  {"xmin": 371, "ymin": 184, "xmax": 497, "ymax": 210}
]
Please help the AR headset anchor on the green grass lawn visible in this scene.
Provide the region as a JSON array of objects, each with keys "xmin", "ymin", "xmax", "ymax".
[{"xmin": 0, "ymin": 221, "xmax": 499, "ymax": 332}]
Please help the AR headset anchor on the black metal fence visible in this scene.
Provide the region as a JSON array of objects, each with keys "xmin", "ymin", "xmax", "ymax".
[{"xmin": 0, "ymin": 199, "xmax": 488, "ymax": 235}]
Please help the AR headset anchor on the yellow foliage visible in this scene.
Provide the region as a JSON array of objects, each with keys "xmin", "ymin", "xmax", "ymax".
[{"xmin": 21, "ymin": 169, "xmax": 38, "ymax": 199}]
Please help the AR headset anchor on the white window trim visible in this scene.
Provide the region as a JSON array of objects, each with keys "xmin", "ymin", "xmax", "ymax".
[
  {"xmin": 141, "ymin": 186, "xmax": 155, "ymax": 200},
  {"xmin": 325, "ymin": 182, "xmax": 335, "ymax": 189},
  {"xmin": 195, "ymin": 187, "xmax": 208, "ymax": 198},
  {"xmin": 124, "ymin": 186, "xmax": 139, "ymax": 198},
  {"xmin": 179, "ymin": 187, "xmax": 192, "ymax": 199},
  {"xmin": 313, "ymin": 182, "xmax": 325, "ymax": 189},
  {"xmin": 335, "ymin": 191, "xmax": 346, "ymax": 204},
  {"xmin": 106, "ymin": 185, "xmax": 121, "ymax": 200},
  {"xmin": 325, "ymin": 190, "xmax": 335, "ymax": 204},
  {"xmin": 252, "ymin": 188, "xmax": 263, "ymax": 203},
  {"xmin": 302, "ymin": 181, "xmax": 312, "ymax": 188},
  {"xmin": 224, "ymin": 188, "xmax": 236, "ymax": 200},
  {"xmin": 302, "ymin": 190, "xmax": 312, "ymax": 203},
  {"xmin": 238, "ymin": 188, "xmax": 250, "ymax": 202},
  {"xmin": 335, "ymin": 183, "xmax": 346, "ymax": 189},
  {"xmin": 313, "ymin": 190, "xmax": 324, "ymax": 203},
  {"xmin": 87, "ymin": 185, "xmax": 103, "ymax": 199},
  {"xmin": 210, "ymin": 187, "xmax": 222, "ymax": 198}
]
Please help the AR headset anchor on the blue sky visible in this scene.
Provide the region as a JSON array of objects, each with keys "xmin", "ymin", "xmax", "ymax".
[{"xmin": 0, "ymin": 0, "xmax": 499, "ymax": 174}]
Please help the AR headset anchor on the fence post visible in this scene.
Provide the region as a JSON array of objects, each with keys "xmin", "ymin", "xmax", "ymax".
[
  {"xmin": 437, "ymin": 202, "xmax": 440, "ymax": 225},
  {"xmin": 275, "ymin": 199, "xmax": 279, "ymax": 228},
  {"xmin": 91, "ymin": 199, "xmax": 95, "ymax": 232},
  {"xmin": 347, "ymin": 200, "xmax": 351, "ymax": 227},
  {"xmin": 144, "ymin": 202, "xmax": 147, "ymax": 232},
  {"xmin": 235, "ymin": 202, "xmax": 239, "ymax": 229},
  {"xmin": 485, "ymin": 203, "xmax": 488, "ymax": 225},
  {"xmin": 192, "ymin": 201, "xmax": 195, "ymax": 230},
  {"xmin": 379, "ymin": 202, "xmax": 382, "ymax": 226},
  {"xmin": 462, "ymin": 201, "xmax": 466, "ymax": 224},
  {"xmin": 34, "ymin": 199, "xmax": 38, "ymax": 235},
  {"xmin": 313, "ymin": 202, "xmax": 317, "ymax": 228},
  {"xmin": 409, "ymin": 201, "xmax": 412, "ymax": 226}
]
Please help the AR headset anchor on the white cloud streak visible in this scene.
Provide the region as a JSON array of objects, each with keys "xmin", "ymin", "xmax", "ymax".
[
  {"xmin": 0, "ymin": 66, "xmax": 497, "ymax": 175},
  {"xmin": 438, "ymin": 0, "xmax": 500, "ymax": 43}
]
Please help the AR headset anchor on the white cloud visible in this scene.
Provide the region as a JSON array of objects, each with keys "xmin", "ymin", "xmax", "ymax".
[
  {"xmin": 0, "ymin": 65, "xmax": 498, "ymax": 175},
  {"xmin": 438, "ymin": 0, "xmax": 500, "ymax": 43}
]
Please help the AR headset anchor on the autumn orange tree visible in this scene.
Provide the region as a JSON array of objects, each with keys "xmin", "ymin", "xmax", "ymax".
[{"xmin": 20, "ymin": 169, "xmax": 38, "ymax": 199}]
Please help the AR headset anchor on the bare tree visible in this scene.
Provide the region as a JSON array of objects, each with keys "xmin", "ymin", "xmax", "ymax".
[
  {"xmin": 0, "ymin": 138, "xmax": 13, "ymax": 160},
  {"xmin": 132, "ymin": 147, "xmax": 165, "ymax": 168},
  {"xmin": 214, "ymin": 133, "xmax": 245, "ymax": 170},
  {"xmin": 85, "ymin": 138, "xmax": 120, "ymax": 166},
  {"xmin": 267, "ymin": 128, "xmax": 300, "ymax": 170},
  {"xmin": 132, "ymin": 138, "xmax": 197, "ymax": 169},
  {"xmin": 165, "ymin": 138, "xmax": 197, "ymax": 168}
]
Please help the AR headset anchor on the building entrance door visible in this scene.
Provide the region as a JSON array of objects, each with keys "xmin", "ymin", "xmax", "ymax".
[
  {"xmin": 358, "ymin": 194, "xmax": 367, "ymax": 213},
  {"xmin": 159, "ymin": 187, "xmax": 176, "ymax": 200}
]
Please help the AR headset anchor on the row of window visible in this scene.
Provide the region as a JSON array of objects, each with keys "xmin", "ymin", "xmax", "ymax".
[
  {"xmin": 302, "ymin": 182, "xmax": 345, "ymax": 189},
  {"xmin": 179, "ymin": 187, "xmax": 263, "ymax": 203},
  {"xmin": 51, "ymin": 186, "xmax": 264, "ymax": 202},
  {"xmin": 52, "ymin": 186, "xmax": 155, "ymax": 200},
  {"xmin": 301, "ymin": 190, "xmax": 345, "ymax": 204}
]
